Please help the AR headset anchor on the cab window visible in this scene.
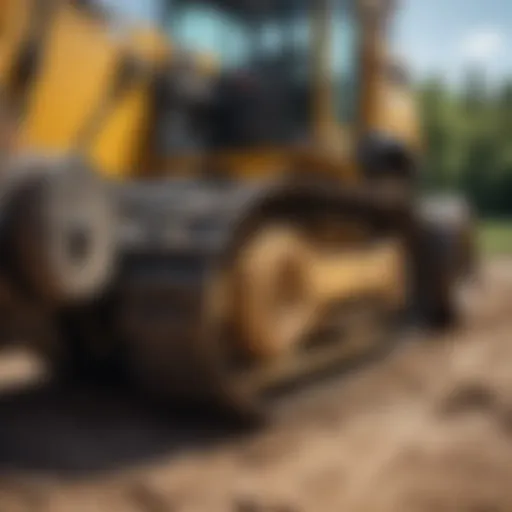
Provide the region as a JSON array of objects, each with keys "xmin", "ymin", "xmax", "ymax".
[
  {"xmin": 169, "ymin": 4, "xmax": 251, "ymax": 69},
  {"xmin": 90, "ymin": 0, "xmax": 162, "ymax": 23},
  {"xmin": 330, "ymin": 0, "xmax": 361, "ymax": 125}
]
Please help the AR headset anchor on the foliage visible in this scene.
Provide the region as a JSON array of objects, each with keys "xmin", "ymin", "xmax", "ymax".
[
  {"xmin": 479, "ymin": 220, "xmax": 512, "ymax": 255},
  {"xmin": 418, "ymin": 69, "xmax": 512, "ymax": 218}
]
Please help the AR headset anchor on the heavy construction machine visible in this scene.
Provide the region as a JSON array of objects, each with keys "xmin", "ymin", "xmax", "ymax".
[{"xmin": 0, "ymin": 0, "xmax": 475, "ymax": 419}]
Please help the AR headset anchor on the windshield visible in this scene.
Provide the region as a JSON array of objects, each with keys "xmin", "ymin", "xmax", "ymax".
[
  {"xmin": 160, "ymin": 1, "xmax": 313, "ymax": 148},
  {"xmin": 165, "ymin": 1, "xmax": 311, "ymax": 74},
  {"xmin": 91, "ymin": 0, "xmax": 162, "ymax": 23},
  {"xmin": 168, "ymin": 5, "xmax": 251, "ymax": 68},
  {"xmin": 331, "ymin": 0, "xmax": 361, "ymax": 124}
]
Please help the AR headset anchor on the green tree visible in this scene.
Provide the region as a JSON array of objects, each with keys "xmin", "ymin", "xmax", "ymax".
[{"xmin": 418, "ymin": 69, "xmax": 512, "ymax": 218}]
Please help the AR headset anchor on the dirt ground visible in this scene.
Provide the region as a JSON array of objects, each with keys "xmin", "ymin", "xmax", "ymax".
[{"xmin": 0, "ymin": 258, "xmax": 512, "ymax": 512}]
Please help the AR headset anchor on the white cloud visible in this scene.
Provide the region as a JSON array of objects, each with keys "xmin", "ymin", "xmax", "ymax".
[{"xmin": 460, "ymin": 28, "xmax": 505, "ymax": 63}]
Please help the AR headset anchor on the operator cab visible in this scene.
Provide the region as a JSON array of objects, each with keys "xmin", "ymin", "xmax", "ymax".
[
  {"xmin": 163, "ymin": 0, "xmax": 362, "ymax": 151},
  {"xmin": 86, "ymin": 0, "xmax": 387, "ymax": 164},
  {"xmin": 166, "ymin": 0, "xmax": 314, "ymax": 149}
]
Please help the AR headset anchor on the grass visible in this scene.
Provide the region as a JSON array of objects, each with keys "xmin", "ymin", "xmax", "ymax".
[{"xmin": 479, "ymin": 220, "xmax": 512, "ymax": 255}]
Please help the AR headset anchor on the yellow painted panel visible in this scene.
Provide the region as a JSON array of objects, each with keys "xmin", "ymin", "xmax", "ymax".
[
  {"xmin": 373, "ymin": 80, "xmax": 423, "ymax": 154},
  {"xmin": 217, "ymin": 151, "xmax": 292, "ymax": 179},
  {"xmin": 313, "ymin": 240, "xmax": 407, "ymax": 307},
  {"xmin": 18, "ymin": 3, "xmax": 121, "ymax": 152},
  {"xmin": 157, "ymin": 150, "xmax": 292, "ymax": 180},
  {"xmin": 158, "ymin": 146, "xmax": 357, "ymax": 185},
  {"xmin": 89, "ymin": 83, "xmax": 152, "ymax": 178},
  {"xmin": 90, "ymin": 27, "xmax": 172, "ymax": 178}
]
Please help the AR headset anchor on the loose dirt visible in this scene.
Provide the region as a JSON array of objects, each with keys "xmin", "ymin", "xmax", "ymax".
[{"xmin": 0, "ymin": 258, "xmax": 511, "ymax": 512}]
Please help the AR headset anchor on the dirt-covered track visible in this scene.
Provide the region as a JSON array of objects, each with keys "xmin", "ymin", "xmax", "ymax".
[{"xmin": 0, "ymin": 258, "xmax": 511, "ymax": 512}]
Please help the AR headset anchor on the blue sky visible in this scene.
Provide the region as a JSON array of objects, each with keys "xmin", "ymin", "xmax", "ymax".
[{"xmin": 394, "ymin": 0, "xmax": 512, "ymax": 86}]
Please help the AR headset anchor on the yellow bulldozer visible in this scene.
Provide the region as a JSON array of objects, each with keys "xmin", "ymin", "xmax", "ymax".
[{"xmin": 0, "ymin": 0, "xmax": 475, "ymax": 420}]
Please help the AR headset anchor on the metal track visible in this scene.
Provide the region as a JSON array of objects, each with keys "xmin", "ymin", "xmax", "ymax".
[{"xmin": 110, "ymin": 178, "xmax": 410, "ymax": 419}]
